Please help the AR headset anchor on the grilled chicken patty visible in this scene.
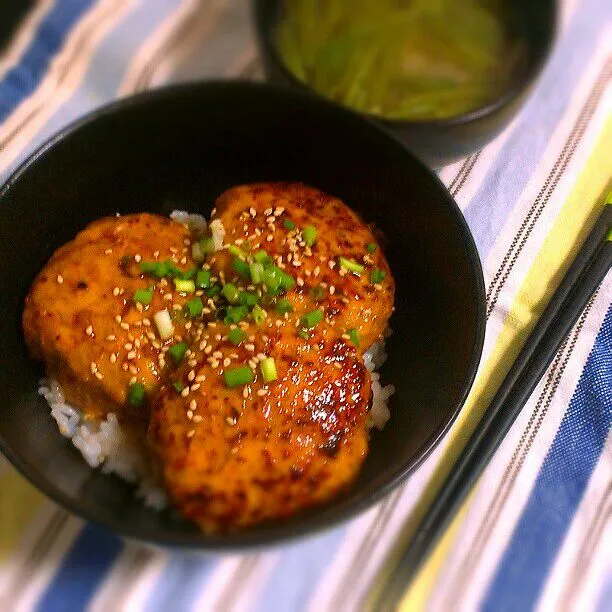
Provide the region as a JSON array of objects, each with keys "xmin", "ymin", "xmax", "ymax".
[{"xmin": 23, "ymin": 183, "xmax": 394, "ymax": 532}]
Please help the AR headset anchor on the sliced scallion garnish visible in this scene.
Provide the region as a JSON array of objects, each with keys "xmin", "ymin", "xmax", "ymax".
[
  {"xmin": 153, "ymin": 309, "xmax": 174, "ymax": 340},
  {"xmin": 338, "ymin": 256, "xmax": 364, "ymax": 275},
  {"xmin": 195, "ymin": 269, "xmax": 211, "ymax": 289},
  {"xmin": 300, "ymin": 309, "xmax": 324, "ymax": 329},
  {"xmin": 275, "ymin": 298, "xmax": 293, "ymax": 314},
  {"xmin": 185, "ymin": 297, "xmax": 203, "ymax": 317},
  {"xmin": 370, "ymin": 268, "xmax": 386, "ymax": 284},
  {"xmin": 133, "ymin": 287, "xmax": 154, "ymax": 305},
  {"xmin": 224, "ymin": 366, "xmax": 254, "ymax": 387},
  {"xmin": 222, "ymin": 283, "xmax": 239, "ymax": 303},
  {"xmin": 128, "ymin": 382, "xmax": 146, "ymax": 407},
  {"xmin": 260, "ymin": 357, "xmax": 278, "ymax": 382},
  {"xmin": 252, "ymin": 304, "xmax": 267, "ymax": 325},
  {"xmin": 174, "ymin": 278, "xmax": 195, "ymax": 293},
  {"xmin": 302, "ymin": 225, "xmax": 317, "ymax": 247},
  {"xmin": 168, "ymin": 342, "xmax": 188, "ymax": 364},
  {"xmin": 233, "ymin": 257, "xmax": 251, "ymax": 279},
  {"xmin": 228, "ymin": 328, "xmax": 248, "ymax": 346}
]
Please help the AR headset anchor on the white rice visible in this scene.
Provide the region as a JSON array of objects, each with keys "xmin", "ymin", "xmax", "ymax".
[
  {"xmin": 38, "ymin": 380, "xmax": 167, "ymax": 509},
  {"xmin": 364, "ymin": 333, "xmax": 395, "ymax": 430}
]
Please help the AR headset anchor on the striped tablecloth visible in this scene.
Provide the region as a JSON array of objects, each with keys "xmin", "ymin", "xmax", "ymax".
[{"xmin": 0, "ymin": 1, "xmax": 610, "ymax": 610}]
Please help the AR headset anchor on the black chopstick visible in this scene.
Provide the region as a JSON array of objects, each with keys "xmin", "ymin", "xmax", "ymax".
[{"xmin": 374, "ymin": 201, "xmax": 612, "ymax": 611}]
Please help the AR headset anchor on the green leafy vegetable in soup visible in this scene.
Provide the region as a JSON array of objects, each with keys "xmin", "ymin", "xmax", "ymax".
[{"xmin": 276, "ymin": 0, "xmax": 523, "ymax": 120}]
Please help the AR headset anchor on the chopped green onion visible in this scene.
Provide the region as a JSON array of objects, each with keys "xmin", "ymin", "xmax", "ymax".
[
  {"xmin": 249, "ymin": 262, "xmax": 264, "ymax": 284},
  {"xmin": 297, "ymin": 329, "xmax": 310, "ymax": 340},
  {"xmin": 252, "ymin": 304, "xmax": 267, "ymax": 325},
  {"xmin": 233, "ymin": 257, "xmax": 250, "ymax": 279},
  {"xmin": 128, "ymin": 382, "xmax": 146, "ymax": 407},
  {"xmin": 153, "ymin": 309, "xmax": 174, "ymax": 340},
  {"xmin": 205, "ymin": 282, "xmax": 222, "ymax": 298},
  {"xmin": 348, "ymin": 328, "xmax": 360, "ymax": 347},
  {"xmin": 224, "ymin": 305, "xmax": 249, "ymax": 325},
  {"xmin": 253, "ymin": 250, "xmax": 270, "ymax": 264},
  {"xmin": 168, "ymin": 342, "xmax": 188, "ymax": 363},
  {"xmin": 228, "ymin": 328, "xmax": 248, "ymax": 346},
  {"xmin": 283, "ymin": 219, "xmax": 296, "ymax": 230},
  {"xmin": 366, "ymin": 243, "xmax": 378, "ymax": 253},
  {"xmin": 275, "ymin": 298, "xmax": 293, "ymax": 314},
  {"xmin": 174, "ymin": 278, "xmax": 195, "ymax": 293},
  {"xmin": 185, "ymin": 297, "xmax": 203, "ymax": 317},
  {"xmin": 224, "ymin": 366, "xmax": 254, "ymax": 387},
  {"xmin": 172, "ymin": 380, "xmax": 184, "ymax": 393},
  {"xmin": 302, "ymin": 225, "xmax": 317, "ymax": 247},
  {"xmin": 133, "ymin": 287, "xmax": 154, "ymax": 305},
  {"xmin": 228, "ymin": 244, "xmax": 247, "ymax": 259},
  {"xmin": 338, "ymin": 256, "xmax": 364, "ymax": 275},
  {"xmin": 222, "ymin": 283, "xmax": 239, "ymax": 303},
  {"xmin": 199, "ymin": 236, "xmax": 216, "ymax": 254},
  {"xmin": 260, "ymin": 357, "xmax": 278, "ymax": 383},
  {"xmin": 370, "ymin": 268, "xmax": 387, "ymax": 284},
  {"xmin": 195, "ymin": 269, "xmax": 211, "ymax": 289},
  {"xmin": 309, "ymin": 285, "xmax": 325, "ymax": 302},
  {"xmin": 262, "ymin": 267, "xmax": 282, "ymax": 292},
  {"xmin": 238, "ymin": 291, "xmax": 259, "ymax": 307},
  {"xmin": 139, "ymin": 259, "xmax": 184, "ymax": 279},
  {"xmin": 300, "ymin": 309, "xmax": 324, "ymax": 329},
  {"xmin": 180, "ymin": 268, "xmax": 197, "ymax": 280},
  {"xmin": 279, "ymin": 271, "xmax": 295, "ymax": 291}
]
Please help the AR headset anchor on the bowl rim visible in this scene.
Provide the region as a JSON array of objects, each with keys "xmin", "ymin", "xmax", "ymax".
[
  {"xmin": 252, "ymin": 0, "xmax": 558, "ymax": 129},
  {"xmin": 0, "ymin": 80, "xmax": 486, "ymax": 551}
]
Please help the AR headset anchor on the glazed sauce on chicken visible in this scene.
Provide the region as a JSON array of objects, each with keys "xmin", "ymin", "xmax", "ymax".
[{"xmin": 23, "ymin": 183, "xmax": 394, "ymax": 532}]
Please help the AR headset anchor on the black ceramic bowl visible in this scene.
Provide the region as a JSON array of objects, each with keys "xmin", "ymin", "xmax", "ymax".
[
  {"xmin": 253, "ymin": 0, "xmax": 557, "ymax": 168},
  {"xmin": 0, "ymin": 81, "xmax": 485, "ymax": 550}
]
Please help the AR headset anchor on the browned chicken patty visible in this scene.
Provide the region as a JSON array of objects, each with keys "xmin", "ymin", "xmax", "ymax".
[
  {"xmin": 213, "ymin": 183, "xmax": 394, "ymax": 351},
  {"xmin": 23, "ymin": 213, "xmax": 199, "ymax": 423},
  {"xmin": 24, "ymin": 183, "xmax": 395, "ymax": 532},
  {"xmin": 150, "ymin": 326, "xmax": 370, "ymax": 532}
]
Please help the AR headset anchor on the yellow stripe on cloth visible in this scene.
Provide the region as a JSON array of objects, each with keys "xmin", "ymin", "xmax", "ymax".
[
  {"xmin": 0, "ymin": 468, "xmax": 45, "ymax": 564},
  {"xmin": 367, "ymin": 115, "xmax": 612, "ymax": 612}
]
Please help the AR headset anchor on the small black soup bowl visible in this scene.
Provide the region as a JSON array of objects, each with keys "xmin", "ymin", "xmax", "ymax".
[
  {"xmin": 253, "ymin": 0, "xmax": 558, "ymax": 168},
  {"xmin": 0, "ymin": 81, "xmax": 485, "ymax": 550}
]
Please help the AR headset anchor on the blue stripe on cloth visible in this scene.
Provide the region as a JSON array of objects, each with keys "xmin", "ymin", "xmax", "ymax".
[
  {"xmin": 596, "ymin": 576, "xmax": 612, "ymax": 612},
  {"xmin": 254, "ymin": 528, "xmax": 348, "ymax": 612},
  {"xmin": 36, "ymin": 524, "xmax": 123, "ymax": 612},
  {"xmin": 144, "ymin": 554, "xmax": 217, "ymax": 612},
  {"xmin": 0, "ymin": 0, "xmax": 97, "ymax": 123},
  {"xmin": 0, "ymin": 0, "xmax": 186, "ymax": 184},
  {"xmin": 482, "ymin": 306, "xmax": 612, "ymax": 612},
  {"xmin": 463, "ymin": 0, "xmax": 612, "ymax": 259}
]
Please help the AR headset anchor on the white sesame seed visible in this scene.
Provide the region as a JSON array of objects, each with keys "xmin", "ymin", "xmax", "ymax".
[
  {"xmin": 187, "ymin": 410, "xmax": 194, "ymax": 419},
  {"xmin": 181, "ymin": 387, "xmax": 190, "ymax": 397},
  {"xmin": 106, "ymin": 334, "xmax": 116, "ymax": 341},
  {"xmin": 127, "ymin": 351, "xmax": 136, "ymax": 360},
  {"xmin": 124, "ymin": 343, "xmax": 133, "ymax": 350},
  {"xmin": 187, "ymin": 430, "xmax": 195, "ymax": 438},
  {"xmin": 193, "ymin": 415, "xmax": 203, "ymax": 423},
  {"xmin": 120, "ymin": 322, "xmax": 130, "ymax": 330},
  {"xmin": 90, "ymin": 362, "xmax": 97, "ymax": 373},
  {"xmin": 134, "ymin": 254, "xmax": 142, "ymax": 263},
  {"xmin": 242, "ymin": 387, "xmax": 250, "ymax": 399},
  {"xmin": 104, "ymin": 248, "xmax": 113, "ymax": 255},
  {"xmin": 266, "ymin": 235, "xmax": 274, "ymax": 242},
  {"xmin": 129, "ymin": 365, "xmax": 138, "ymax": 375},
  {"xmin": 110, "ymin": 354, "xmax": 117, "ymax": 363},
  {"xmin": 223, "ymin": 357, "xmax": 231, "ymax": 367},
  {"xmin": 196, "ymin": 374, "xmax": 206, "ymax": 382},
  {"xmin": 113, "ymin": 287, "xmax": 120, "ymax": 296},
  {"xmin": 95, "ymin": 371, "xmax": 103, "ymax": 380},
  {"xmin": 56, "ymin": 274, "xmax": 64, "ymax": 284},
  {"xmin": 329, "ymin": 285, "xmax": 336, "ymax": 294},
  {"xmin": 129, "ymin": 376, "xmax": 137, "ymax": 385},
  {"xmin": 85, "ymin": 325, "xmax": 93, "ymax": 336},
  {"xmin": 374, "ymin": 283, "xmax": 383, "ymax": 290},
  {"xmin": 213, "ymin": 351, "xmax": 223, "ymax": 359},
  {"xmin": 189, "ymin": 399, "xmax": 197, "ymax": 411},
  {"xmin": 190, "ymin": 383, "xmax": 201, "ymax": 391},
  {"xmin": 297, "ymin": 277, "xmax": 304, "ymax": 287},
  {"xmin": 257, "ymin": 388, "xmax": 267, "ymax": 397}
]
